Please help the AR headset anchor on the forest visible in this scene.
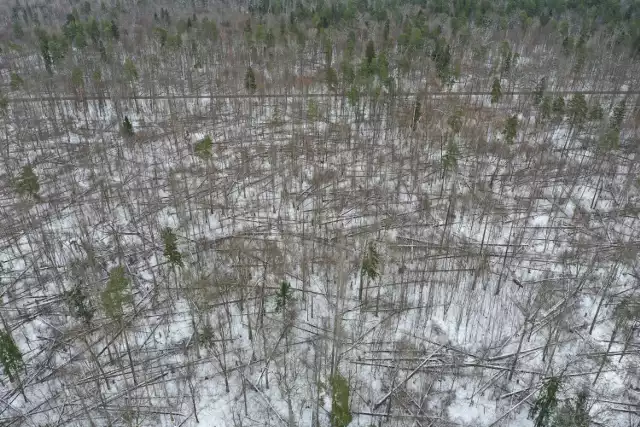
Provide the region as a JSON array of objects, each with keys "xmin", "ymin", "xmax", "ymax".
[{"xmin": 0, "ymin": 0, "xmax": 639, "ymax": 426}]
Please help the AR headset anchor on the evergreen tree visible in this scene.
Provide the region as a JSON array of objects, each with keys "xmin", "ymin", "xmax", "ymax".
[
  {"xmin": 274, "ymin": 280, "xmax": 292, "ymax": 312},
  {"xmin": 162, "ymin": 227, "xmax": 183, "ymax": 268},
  {"xmin": 361, "ymin": 242, "xmax": 380, "ymax": 283},
  {"xmin": 431, "ymin": 39, "xmax": 451, "ymax": 83},
  {"xmin": 71, "ymin": 67, "xmax": 84, "ymax": 95},
  {"xmin": 330, "ymin": 372, "xmax": 352, "ymax": 427},
  {"xmin": 87, "ymin": 17, "xmax": 100, "ymax": 45},
  {"xmin": 154, "ymin": 27, "xmax": 168, "ymax": 47},
  {"xmin": 412, "ymin": 100, "xmax": 421, "ymax": 131},
  {"xmin": 110, "ymin": 19, "xmax": 119, "ymax": 40},
  {"xmin": 552, "ymin": 96, "xmax": 565, "ymax": 120},
  {"xmin": 36, "ymin": 30, "xmax": 53, "ymax": 74},
  {"xmin": 98, "ymin": 40, "xmax": 108, "ymax": 62},
  {"xmin": 194, "ymin": 135, "xmax": 213, "ymax": 159},
  {"xmin": 0, "ymin": 330, "xmax": 23, "ymax": 383},
  {"xmin": 66, "ymin": 285, "xmax": 93, "ymax": 324},
  {"xmin": 589, "ymin": 103, "xmax": 603, "ymax": 121},
  {"xmin": 533, "ymin": 77, "xmax": 546, "ymax": 106},
  {"xmin": 123, "ymin": 57, "xmax": 138, "ymax": 82},
  {"xmin": 12, "ymin": 19, "xmax": 24, "ymax": 39},
  {"xmin": 10, "ymin": 72, "xmax": 24, "ymax": 91},
  {"xmin": 307, "ymin": 99, "xmax": 319, "ymax": 120},
  {"xmin": 63, "ymin": 13, "xmax": 78, "ymax": 43},
  {"xmin": 15, "ymin": 165, "xmax": 39, "ymax": 200},
  {"xmin": 503, "ymin": 114, "xmax": 518, "ymax": 143},
  {"xmin": 102, "ymin": 265, "xmax": 131, "ymax": 321},
  {"xmin": 323, "ymin": 34, "xmax": 333, "ymax": 66},
  {"xmin": 121, "ymin": 116, "xmax": 134, "ymax": 137},
  {"xmin": 74, "ymin": 25, "xmax": 87, "ymax": 49},
  {"xmin": 48, "ymin": 34, "xmax": 68, "ymax": 66},
  {"xmin": 325, "ymin": 67, "xmax": 338, "ymax": 91},
  {"xmin": 265, "ymin": 28, "xmax": 275, "ymax": 49},
  {"xmin": 383, "ymin": 19, "xmax": 390, "ymax": 43},
  {"xmin": 600, "ymin": 127, "xmax": 620, "ymax": 151},
  {"xmin": 568, "ymin": 93, "xmax": 588, "ymax": 128},
  {"xmin": 491, "ymin": 78, "xmax": 502, "ymax": 104},
  {"xmin": 200, "ymin": 18, "xmax": 219, "ymax": 42},
  {"xmin": 529, "ymin": 377, "xmax": 561, "ymax": 427},
  {"xmin": 0, "ymin": 93, "xmax": 8, "ymax": 115},
  {"xmin": 447, "ymin": 108, "xmax": 463, "ymax": 135},
  {"xmin": 347, "ymin": 86, "xmax": 359, "ymax": 107},
  {"xmin": 377, "ymin": 50, "xmax": 389, "ymax": 81},
  {"xmin": 81, "ymin": 1, "xmax": 91, "ymax": 15},
  {"xmin": 611, "ymin": 99, "xmax": 626, "ymax": 130},
  {"xmin": 442, "ymin": 141, "xmax": 460, "ymax": 175},
  {"xmin": 540, "ymin": 95, "xmax": 552, "ymax": 121},
  {"xmin": 244, "ymin": 19, "xmax": 253, "ymax": 45},
  {"xmin": 500, "ymin": 41, "xmax": 512, "ymax": 75},
  {"xmin": 552, "ymin": 390, "xmax": 590, "ymax": 427},
  {"xmin": 245, "ymin": 66, "xmax": 257, "ymax": 93},
  {"xmin": 365, "ymin": 39, "xmax": 376, "ymax": 65}
]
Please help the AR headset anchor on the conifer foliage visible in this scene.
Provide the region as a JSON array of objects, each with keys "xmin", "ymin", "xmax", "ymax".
[
  {"xmin": 529, "ymin": 377, "xmax": 561, "ymax": 427},
  {"xmin": 162, "ymin": 227, "xmax": 183, "ymax": 268},
  {"xmin": 122, "ymin": 116, "xmax": 134, "ymax": 137},
  {"xmin": 275, "ymin": 280, "xmax": 292, "ymax": 312},
  {"xmin": 245, "ymin": 66, "xmax": 257, "ymax": 93},
  {"xmin": 194, "ymin": 135, "xmax": 213, "ymax": 159},
  {"xmin": 330, "ymin": 372, "xmax": 352, "ymax": 427},
  {"xmin": 102, "ymin": 265, "xmax": 131, "ymax": 321},
  {"xmin": 0, "ymin": 330, "xmax": 23, "ymax": 383},
  {"xmin": 15, "ymin": 165, "xmax": 40, "ymax": 200}
]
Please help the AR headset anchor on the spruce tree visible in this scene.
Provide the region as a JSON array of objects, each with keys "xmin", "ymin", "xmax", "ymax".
[
  {"xmin": 365, "ymin": 40, "xmax": 375, "ymax": 66},
  {"xmin": 503, "ymin": 115, "xmax": 518, "ymax": 144},
  {"xmin": 611, "ymin": 99, "xmax": 626, "ymax": 130},
  {"xmin": 71, "ymin": 67, "xmax": 84, "ymax": 95},
  {"xmin": 552, "ymin": 390, "xmax": 590, "ymax": 427},
  {"xmin": 0, "ymin": 330, "xmax": 23, "ymax": 383},
  {"xmin": 412, "ymin": 100, "xmax": 422, "ymax": 131},
  {"xmin": 162, "ymin": 227, "xmax": 183, "ymax": 268},
  {"xmin": 10, "ymin": 72, "xmax": 24, "ymax": 91},
  {"xmin": 529, "ymin": 377, "xmax": 561, "ymax": 427},
  {"xmin": 533, "ymin": 77, "xmax": 546, "ymax": 106},
  {"xmin": 102, "ymin": 265, "xmax": 131, "ymax": 321},
  {"xmin": 589, "ymin": 103, "xmax": 603, "ymax": 121},
  {"xmin": 383, "ymin": 19, "xmax": 390, "ymax": 43},
  {"xmin": 66, "ymin": 285, "xmax": 94, "ymax": 324},
  {"xmin": 15, "ymin": 165, "xmax": 40, "ymax": 200},
  {"xmin": 540, "ymin": 95, "xmax": 552, "ymax": 121},
  {"xmin": 245, "ymin": 66, "xmax": 257, "ymax": 93},
  {"xmin": 194, "ymin": 135, "xmax": 213, "ymax": 159},
  {"xmin": 330, "ymin": 372, "xmax": 352, "ymax": 427},
  {"xmin": 361, "ymin": 243, "xmax": 380, "ymax": 282},
  {"xmin": 122, "ymin": 116, "xmax": 134, "ymax": 137},
  {"xmin": 491, "ymin": 78, "xmax": 502, "ymax": 104},
  {"xmin": 442, "ymin": 142, "xmax": 460, "ymax": 175},
  {"xmin": 325, "ymin": 67, "xmax": 338, "ymax": 91},
  {"xmin": 123, "ymin": 57, "xmax": 138, "ymax": 82},
  {"xmin": 568, "ymin": 93, "xmax": 588, "ymax": 129},
  {"xmin": 110, "ymin": 19, "xmax": 119, "ymax": 40},
  {"xmin": 274, "ymin": 280, "xmax": 292, "ymax": 312},
  {"xmin": 447, "ymin": 108, "xmax": 463, "ymax": 135},
  {"xmin": 377, "ymin": 50, "xmax": 389, "ymax": 81},
  {"xmin": 37, "ymin": 30, "xmax": 53, "ymax": 74},
  {"xmin": 359, "ymin": 242, "xmax": 381, "ymax": 300},
  {"xmin": 552, "ymin": 96, "xmax": 565, "ymax": 120}
]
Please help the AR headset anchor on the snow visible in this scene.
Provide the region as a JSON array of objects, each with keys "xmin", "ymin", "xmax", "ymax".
[{"xmin": 0, "ymin": 88, "xmax": 638, "ymax": 427}]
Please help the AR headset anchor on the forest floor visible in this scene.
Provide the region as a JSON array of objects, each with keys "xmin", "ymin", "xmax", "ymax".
[{"xmin": 1, "ymin": 92, "xmax": 639, "ymax": 427}]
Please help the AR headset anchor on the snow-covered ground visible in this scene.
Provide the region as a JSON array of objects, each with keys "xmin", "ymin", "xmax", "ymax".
[{"xmin": 0, "ymin": 92, "xmax": 639, "ymax": 427}]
